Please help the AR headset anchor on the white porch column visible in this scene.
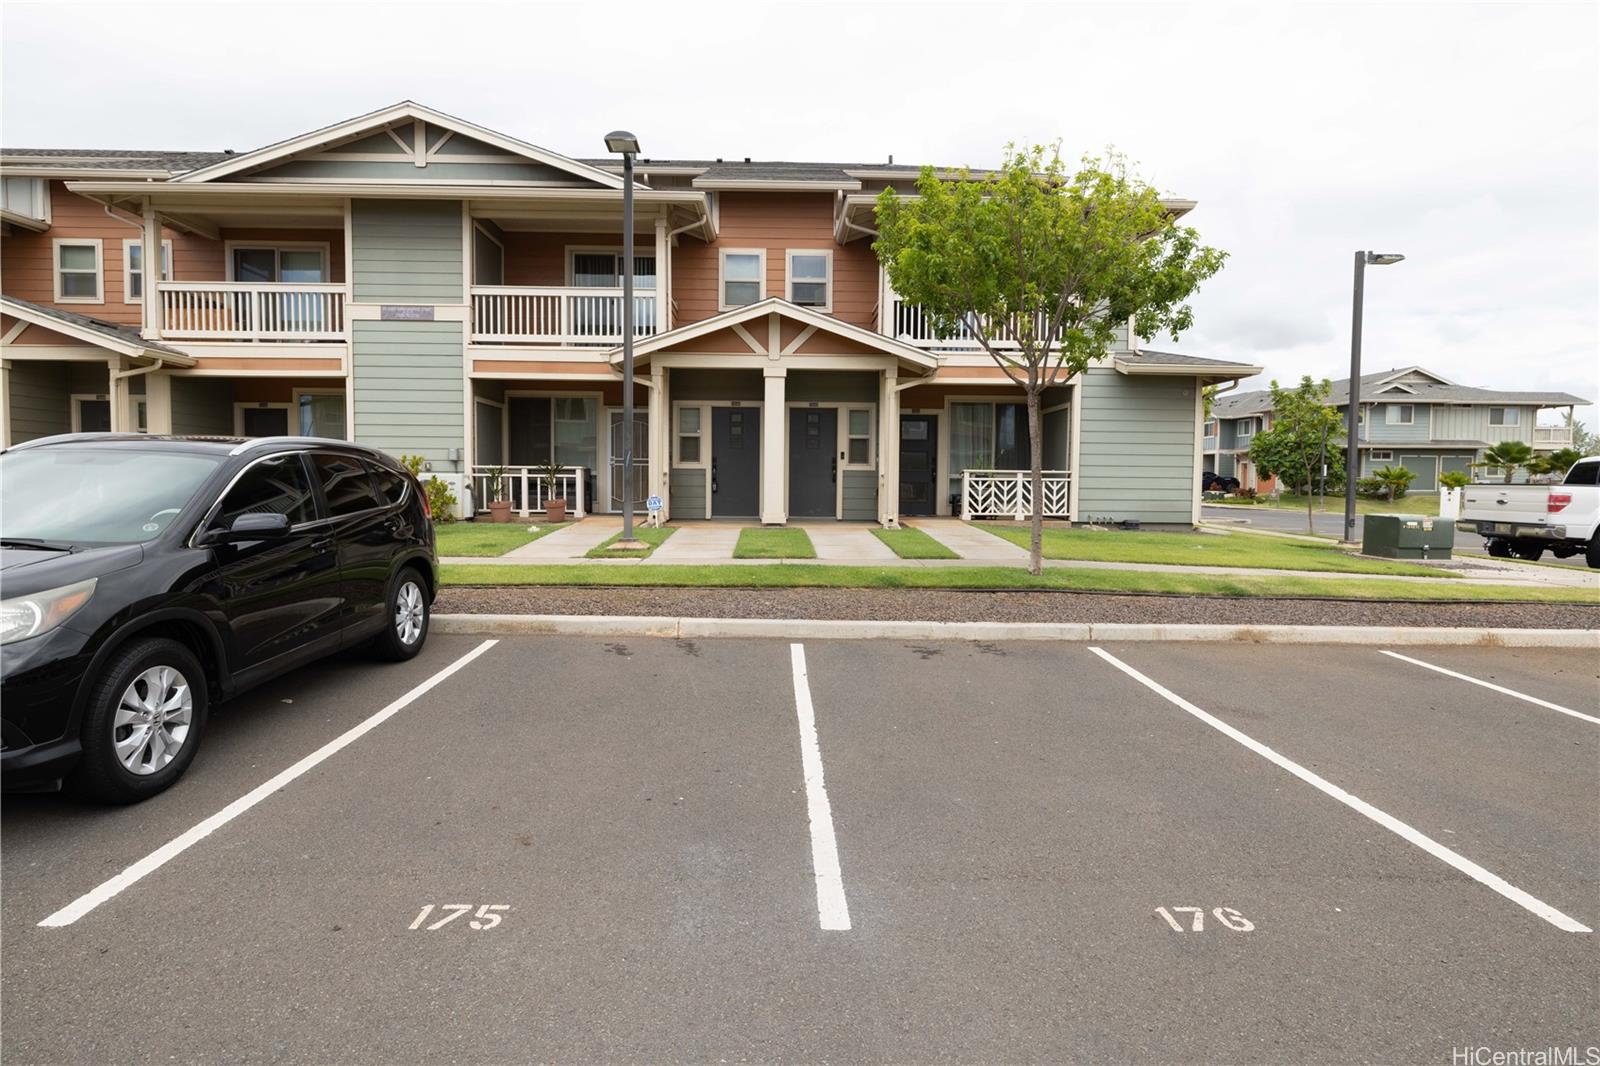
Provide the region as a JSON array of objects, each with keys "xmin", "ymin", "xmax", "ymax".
[
  {"xmin": 141, "ymin": 199, "xmax": 163, "ymax": 340},
  {"xmin": 761, "ymin": 366, "xmax": 787, "ymax": 524},
  {"xmin": 878, "ymin": 367, "xmax": 900, "ymax": 526},
  {"xmin": 145, "ymin": 370, "xmax": 173, "ymax": 435},
  {"xmin": 107, "ymin": 359, "xmax": 128, "ymax": 432},
  {"xmin": 0, "ymin": 360, "xmax": 11, "ymax": 447},
  {"xmin": 648, "ymin": 366, "xmax": 666, "ymax": 521},
  {"xmin": 654, "ymin": 216, "xmax": 670, "ymax": 331}
]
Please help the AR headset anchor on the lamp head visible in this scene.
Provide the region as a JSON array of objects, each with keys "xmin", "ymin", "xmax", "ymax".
[
  {"xmin": 604, "ymin": 130, "xmax": 641, "ymax": 156},
  {"xmin": 1365, "ymin": 252, "xmax": 1405, "ymax": 266}
]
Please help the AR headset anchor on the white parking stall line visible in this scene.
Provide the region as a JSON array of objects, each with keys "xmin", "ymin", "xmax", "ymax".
[
  {"xmin": 38, "ymin": 639, "xmax": 500, "ymax": 929},
  {"xmin": 1378, "ymin": 650, "xmax": 1600, "ymax": 726},
  {"xmin": 789, "ymin": 643, "xmax": 852, "ymax": 931},
  {"xmin": 1088, "ymin": 646, "xmax": 1592, "ymax": 934}
]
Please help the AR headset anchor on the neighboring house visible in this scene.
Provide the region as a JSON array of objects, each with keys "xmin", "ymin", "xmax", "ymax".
[
  {"xmin": 1, "ymin": 101, "xmax": 1258, "ymax": 527},
  {"xmin": 1205, "ymin": 366, "xmax": 1590, "ymax": 492}
]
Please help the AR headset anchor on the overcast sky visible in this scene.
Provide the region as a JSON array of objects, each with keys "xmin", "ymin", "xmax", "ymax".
[{"xmin": 4, "ymin": 0, "xmax": 1596, "ymax": 425}]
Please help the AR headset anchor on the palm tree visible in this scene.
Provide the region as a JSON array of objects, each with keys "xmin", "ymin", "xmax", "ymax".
[
  {"xmin": 1372, "ymin": 464, "xmax": 1416, "ymax": 502},
  {"xmin": 1529, "ymin": 447, "xmax": 1583, "ymax": 478},
  {"xmin": 1478, "ymin": 441, "xmax": 1534, "ymax": 484}
]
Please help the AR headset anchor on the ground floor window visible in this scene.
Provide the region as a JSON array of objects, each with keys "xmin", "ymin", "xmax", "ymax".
[
  {"xmin": 506, "ymin": 395, "xmax": 598, "ymax": 469},
  {"xmin": 845, "ymin": 408, "xmax": 873, "ymax": 465},
  {"xmin": 677, "ymin": 406, "xmax": 703, "ymax": 464},
  {"xmin": 950, "ymin": 401, "xmax": 1031, "ymax": 472},
  {"xmin": 298, "ymin": 392, "xmax": 346, "ymax": 438}
]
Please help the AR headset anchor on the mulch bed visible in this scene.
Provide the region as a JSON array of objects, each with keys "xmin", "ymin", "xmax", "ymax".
[{"xmin": 436, "ymin": 586, "xmax": 1600, "ymax": 631}]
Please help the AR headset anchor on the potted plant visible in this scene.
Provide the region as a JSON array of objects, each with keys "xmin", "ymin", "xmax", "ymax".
[
  {"xmin": 485, "ymin": 465, "xmax": 513, "ymax": 524},
  {"xmin": 540, "ymin": 461, "xmax": 568, "ymax": 523}
]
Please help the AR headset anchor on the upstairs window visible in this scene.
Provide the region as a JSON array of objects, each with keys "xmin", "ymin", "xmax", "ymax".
[
  {"xmin": 1236, "ymin": 417, "xmax": 1255, "ymax": 439},
  {"xmin": 720, "ymin": 249, "xmax": 765, "ymax": 309},
  {"xmin": 53, "ymin": 239, "xmax": 103, "ymax": 303},
  {"xmin": 1385, "ymin": 403, "xmax": 1415, "ymax": 425},
  {"xmin": 1489, "ymin": 406, "xmax": 1520, "ymax": 426},
  {"xmin": 229, "ymin": 245, "xmax": 328, "ymax": 283},
  {"xmin": 123, "ymin": 240, "xmax": 172, "ymax": 303},
  {"xmin": 2, "ymin": 176, "xmax": 48, "ymax": 222},
  {"xmin": 569, "ymin": 250, "xmax": 655, "ymax": 289},
  {"xmin": 786, "ymin": 250, "xmax": 831, "ymax": 310}
]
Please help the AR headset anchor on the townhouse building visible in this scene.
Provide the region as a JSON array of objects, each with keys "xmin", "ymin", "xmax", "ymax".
[
  {"xmin": 1, "ymin": 101, "xmax": 1257, "ymax": 526},
  {"xmin": 1204, "ymin": 366, "xmax": 1590, "ymax": 491}
]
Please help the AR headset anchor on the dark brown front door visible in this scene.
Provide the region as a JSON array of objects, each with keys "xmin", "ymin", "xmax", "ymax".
[{"xmin": 899, "ymin": 415, "xmax": 937, "ymax": 515}]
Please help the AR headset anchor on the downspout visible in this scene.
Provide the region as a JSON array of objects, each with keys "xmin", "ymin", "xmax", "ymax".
[{"xmin": 110, "ymin": 356, "xmax": 167, "ymax": 382}]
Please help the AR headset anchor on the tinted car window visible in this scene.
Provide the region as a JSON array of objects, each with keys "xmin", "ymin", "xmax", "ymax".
[
  {"xmin": 1562, "ymin": 461, "xmax": 1598, "ymax": 486},
  {"xmin": 214, "ymin": 454, "xmax": 316, "ymax": 529},
  {"xmin": 313, "ymin": 453, "xmax": 382, "ymax": 516},
  {"xmin": 368, "ymin": 462, "xmax": 408, "ymax": 506}
]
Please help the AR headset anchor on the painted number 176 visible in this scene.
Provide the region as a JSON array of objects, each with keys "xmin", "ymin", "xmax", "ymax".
[{"xmin": 1155, "ymin": 906, "xmax": 1254, "ymax": 932}]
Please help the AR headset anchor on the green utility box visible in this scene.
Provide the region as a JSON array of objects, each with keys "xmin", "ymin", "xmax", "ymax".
[{"xmin": 1362, "ymin": 513, "xmax": 1455, "ymax": 560}]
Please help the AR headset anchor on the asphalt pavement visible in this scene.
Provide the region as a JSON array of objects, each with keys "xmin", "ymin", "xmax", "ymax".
[
  {"xmin": 1202, "ymin": 504, "xmax": 1594, "ymax": 569},
  {"xmin": 3, "ymin": 634, "xmax": 1596, "ymax": 1064}
]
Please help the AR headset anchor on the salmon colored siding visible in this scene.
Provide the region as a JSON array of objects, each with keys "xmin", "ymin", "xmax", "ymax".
[{"xmin": 672, "ymin": 192, "xmax": 879, "ymax": 329}]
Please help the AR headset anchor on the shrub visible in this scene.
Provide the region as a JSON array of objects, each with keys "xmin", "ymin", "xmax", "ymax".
[
  {"xmin": 423, "ymin": 475, "xmax": 458, "ymax": 523},
  {"xmin": 1439, "ymin": 471, "xmax": 1471, "ymax": 490}
]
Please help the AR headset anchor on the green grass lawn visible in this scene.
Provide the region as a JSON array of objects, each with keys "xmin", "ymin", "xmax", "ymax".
[
  {"xmin": 734, "ymin": 527, "xmax": 817, "ymax": 559},
  {"xmin": 438, "ymin": 563, "xmax": 1594, "ymax": 603},
  {"xmin": 586, "ymin": 526, "xmax": 676, "ymax": 559},
  {"xmin": 1215, "ymin": 494, "xmax": 1441, "ymax": 516},
  {"xmin": 975, "ymin": 523, "xmax": 1449, "ymax": 578},
  {"xmin": 433, "ymin": 520, "xmax": 555, "ymax": 557},
  {"xmin": 872, "ymin": 527, "xmax": 960, "ymax": 559}
]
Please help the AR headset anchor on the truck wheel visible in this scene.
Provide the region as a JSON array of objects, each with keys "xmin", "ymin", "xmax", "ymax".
[
  {"xmin": 1486, "ymin": 539, "xmax": 1512, "ymax": 559},
  {"xmin": 1587, "ymin": 537, "xmax": 1600, "ymax": 570},
  {"xmin": 1512, "ymin": 544, "xmax": 1545, "ymax": 562}
]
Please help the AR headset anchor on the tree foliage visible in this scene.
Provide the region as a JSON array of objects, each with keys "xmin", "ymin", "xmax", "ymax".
[
  {"xmin": 1371, "ymin": 464, "xmax": 1416, "ymax": 502},
  {"xmin": 1565, "ymin": 412, "xmax": 1599, "ymax": 456},
  {"xmin": 1246, "ymin": 376, "xmax": 1346, "ymax": 532},
  {"xmin": 1439, "ymin": 470, "xmax": 1471, "ymax": 490},
  {"xmin": 875, "ymin": 145, "xmax": 1226, "ymax": 572},
  {"xmin": 1478, "ymin": 440, "xmax": 1535, "ymax": 483}
]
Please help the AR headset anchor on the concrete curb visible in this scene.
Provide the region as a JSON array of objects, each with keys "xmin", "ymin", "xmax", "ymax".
[{"xmin": 432, "ymin": 613, "xmax": 1600, "ymax": 648}]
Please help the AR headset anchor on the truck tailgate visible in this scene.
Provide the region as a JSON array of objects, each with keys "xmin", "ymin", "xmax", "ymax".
[{"xmin": 1460, "ymin": 485, "xmax": 1551, "ymax": 527}]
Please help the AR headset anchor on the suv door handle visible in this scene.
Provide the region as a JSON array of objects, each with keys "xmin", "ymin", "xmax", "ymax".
[{"xmin": 310, "ymin": 536, "xmax": 335, "ymax": 552}]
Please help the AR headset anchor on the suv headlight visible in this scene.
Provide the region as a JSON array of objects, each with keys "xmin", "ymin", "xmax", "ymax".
[{"xmin": 0, "ymin": 578, "xmax": 97, "ymax": 646}]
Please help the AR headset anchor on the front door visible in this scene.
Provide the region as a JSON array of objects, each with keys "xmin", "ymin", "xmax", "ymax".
[
  {"xmin": 711, "ymin": 407, "xmax": 759, "ymax": 516},
  {"xmin": 76, "ymin": 398, "xmax": 111, "ymax": 433},
  {"xmin": 242, "ymin": 406, "xmax": 290, "ymax": 438},
  {"xmin": 899, "ymin": 414, "xmax": 937, "ymax": 516},
  {"xmin": 607, "ymin": 410, "xmax": 648, "ymax": 512},
  {"xmin": 789, "ymin": 407, "xmax": 837, "ymax": 518}
]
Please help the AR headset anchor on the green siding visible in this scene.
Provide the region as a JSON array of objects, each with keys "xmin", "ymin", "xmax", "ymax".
[
  {"xmin": 7, "ymin": 361, "xmax": 70, "ymax": 443},
  {"xmin": 1366, "ymin": 402, "xmax": 1432, "ymax": 444},
  {"xmin": 670, "ymin": 466, "xmax": 707, "ymax": 518},
  {"xmin": 170, "ymin": 377, "xmax": 234, "ymax": 435},
  {"xmin": 352, "ymin": 320, "xmax": 464, "ymax": 467},
  {"xmin": 841, "ymin": 469, "xmax": 877, "ymax": 520},
  {"xmin": 1076, "ymin": 367, "xmax": 1198, "ymax": 524},
  {"xmin": 351, "ymin": 199, "xmax": 464, "ymax": 304}
]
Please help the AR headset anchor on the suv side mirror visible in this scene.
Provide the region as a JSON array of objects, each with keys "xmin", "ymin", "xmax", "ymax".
[{"xmin": 205, "ymin": 512, "xmax": 291, "ymax": 544}]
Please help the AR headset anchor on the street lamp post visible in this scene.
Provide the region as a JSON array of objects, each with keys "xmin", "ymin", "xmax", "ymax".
[
  {"xmin": 1342, "ymin": 250, "xmax": 1405, "ymax": 544},
  {"xmin": 606, "ymin": 130, "xmax": 645, "ymax": 550}
]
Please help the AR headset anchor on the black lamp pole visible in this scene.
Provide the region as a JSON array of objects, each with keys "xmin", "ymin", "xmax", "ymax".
[
  {"xmin": 1343, "ymin": 250, "xmax": 1405, "ymax": 544},
  {"xmin": 607, "ymin": 131, "xmax": 645, "ymax": 548}
]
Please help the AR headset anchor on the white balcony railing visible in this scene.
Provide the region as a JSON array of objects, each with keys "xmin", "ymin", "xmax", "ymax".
[
  {"xmin": 888, "ymin": 296, "xmax": 1052, "ymax": 352},
  {"xmin": 960, "ymin": 469, "xmax": 1071, "ymax": 520},
  {"xmin": 1533, "ymin": 426, "xmax": 1573, "ymax": 447},
  {"xmin": 469, "ymin": 465, "xmax": 587, "ymax": 518},
  {"xmin": 471, "ymin": 287, "xmax": 658, "ymax": 345},
  {"xmin": 158, "ymin": 282, "xmax": 346, "ymax": 341}
]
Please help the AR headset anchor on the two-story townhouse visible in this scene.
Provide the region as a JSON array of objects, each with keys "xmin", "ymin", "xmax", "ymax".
[
  {"xmin": 2, "ymin": 101, "xmax": 1259, "ymax": 527},
  {"xmin": 1204, "ymin": 366, "xmax": 1590, "ymax": 491}
]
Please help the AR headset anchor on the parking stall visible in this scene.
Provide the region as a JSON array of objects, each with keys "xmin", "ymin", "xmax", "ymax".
[{"xmin": 2, "ymin": 635, "xmax": 1596, "ymax": 1063}]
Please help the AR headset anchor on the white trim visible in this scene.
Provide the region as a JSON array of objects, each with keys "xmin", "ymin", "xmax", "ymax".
[
  {"xmin": 673, "ymin": 401, "xmax": 707, "ymax": 468},
  {"xmin": 1384, "ymin": 402, "xmax": 1415, "ymax": 425},
  {"xmin": 1, "ymin": 175, "xmax": 50, "ymax": 224},
  {"xmin": 719, "ymin": 248, "xmax": 767, "ymax": 311},
  {"xmin": 69, "ymin": 392, "xmax": 110, "ymax": 433},
  {"xmin": 52, "ymin": 238, "xmax": 103, "ymax": 303},
  {"xmin": 121, "ymin": 238, "xmax": 172, "ymax": 305},
  {"xmin": 1192, "ymin": 381, "xmax": 1204, "ymax": 525},
  {"xmin": 223, "ymin": 241, "xmax": 332, "ymax": 283},
  {"xmin": 693, "ymin": 178, "xmax": 862, "ymax": 192},
  {"xmin": 785, "ymin": 249, "xmax": 833, "ymax": 312},
  {"xmin": 1369, "ymin": 450, "xmax": 1394, "ymax": 462},
  {"xmin": 233, "ymin": 401, "xmax": 293, "ymax": 436}
]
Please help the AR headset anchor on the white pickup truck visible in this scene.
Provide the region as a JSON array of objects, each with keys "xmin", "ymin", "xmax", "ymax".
[{"xmin": 1456, "ymin": 456, "xmax": 1600, "ymax": 566}]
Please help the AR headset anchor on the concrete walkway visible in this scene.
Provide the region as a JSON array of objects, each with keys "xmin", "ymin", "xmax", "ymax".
[
  {"xmin": 498, "ymin": 517, "xmax": 620, "ymax": 561},
  {"xmin": 800, "ymin": 522, "xmax": 898, "ymax": 562},
  {"xmin": 646, "ymin": 523, "xmax": 741, "ymax": 563},
  {"xmin": 907, "ymin": 518, "xmax": 1030, "ymax": 562}
]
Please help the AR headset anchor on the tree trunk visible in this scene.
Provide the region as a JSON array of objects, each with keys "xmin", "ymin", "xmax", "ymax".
[
  {"xmin": 1305, "ymin": 466, "xmax": 1316, "ymax": 535},
  {"xmin": 1026, "ymin": 388, "xmax": 1044, "ymax": 577}
]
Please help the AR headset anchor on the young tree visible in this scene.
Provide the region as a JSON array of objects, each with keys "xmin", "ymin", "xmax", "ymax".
[
  {"xmin": 1246, "ymin": 376, "xmax": 1346, "ymax": 533},
  {"xmin": 1529, "ymin": 447, "xmax": 1583, "ymax": 478},
  {"xmin": 1478, "ymin": 440, "xmax": 1535, "ymax": 483},
  {"xmin": 1372, "ymin": 464, "xmax": 1416, "ymax": 502},
  {"xmin": 875, "ymin": 146, "xmax": 1225, "ymax": 574},
  {"xmin": 1564, "ymin": 411, "xmax": 1599, "ymax": 456}
]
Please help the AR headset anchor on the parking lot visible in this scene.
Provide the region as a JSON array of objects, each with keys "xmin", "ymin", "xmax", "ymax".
[{"xmin": 3, "ymin": 633, "xmax": 1596, "ymax": 1064}]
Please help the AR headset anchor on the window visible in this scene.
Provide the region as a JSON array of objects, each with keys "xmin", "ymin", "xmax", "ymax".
[
  {"xmin": 720, "ymin": 249, "xmax": 765, "ymax": 308},
  {"xmin": 568, "ymin": 250, "xmax": 655, "ymax": 289},
  {"xmin": 846, "ymin": 409, "xmax": 872, "ymax": 465},
  {"xmin": 950, "ymin": 403, "xmax": 995, "ymax": 472},
  {"xmin": 676, "ymin": 406, "xmax": 703, "ymax": 464},
  {"xmin": 1386, "ymin": 404, "xmax": 1415, "ymax": 425},
  {"xmin": 214, "ymin": 454, "xmax": 316, "ymax": 530},
  {"xmin": 474, "ymin": 224, "xmax": 504, "ymax": 286},
  {"xmin": 228, "ymin": 245, "xmax": 328, "ymax": 283},
  {"xmin": 53, "ymin": 238, "xmax": 102, "ymax": 302},
  {"xmin": 1370, "ymin": 450, "xmax": 1394, "ymax": 462},
  {"xmin": 787, "ymin": 251, "xmax": 831, "ymax": 309},
  {"xmin": 553, "ymin": 397, "xmax": 598, "ymax": 469},
  {"xmin": 2, "ymin": 176, "xmax": 47, "ymax": 222},
  {"xmin": 1236, "ymin": 417, "xmax": 1255, "ymax": 439},
  {"xmin": 122, "ymin": 240, "xmax": 172, "ymax": 303},
  {"xmin": 368, "ymin": 462, "xmax": 409, "ymax": 505},
  {"xmin": 1204, "ymin": 421, "xmax": 1218, "ymax": 437},
  {"xmin": 312, "ymin": 453, "xmax": 381, "ymax": 517},
  {"xmin": 1489, "ymin": 406, "xmax": 1520, "ymax": 426},
  {"xmin": 297, "ymin": 392, "xmax": 347, "ymax": 438}
]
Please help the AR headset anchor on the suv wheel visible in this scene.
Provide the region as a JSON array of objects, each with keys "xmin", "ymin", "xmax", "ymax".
[
  {"xmin": 371, "ymin": 566, "xmax": 429, "ymax": 661},
  {"xmin": 69, "ymin": 638, "xmax": 209, "ymax": 804}
]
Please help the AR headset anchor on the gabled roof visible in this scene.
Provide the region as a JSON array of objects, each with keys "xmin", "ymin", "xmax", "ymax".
[
  {"xmin": 1, "ymin": 296, "xmax": 196, "ymax": 366},
  {"xmin": 171, "ymin": 101, "xmax": 626, "ymax": 188},
  {"xmin": 0, "ymin": 148, "xmax": 235, "ymax": 177},
  {"xmin": 610, "ymin": 298, "xmax": 937, "ymax": 371},
  {"xmin": 1211, "ymin": 365, "xmax": 1591, "ymax": 417},
  {"xmin": 1115, "ymin": 350, "xmax": 1261, "ymax": 382}
]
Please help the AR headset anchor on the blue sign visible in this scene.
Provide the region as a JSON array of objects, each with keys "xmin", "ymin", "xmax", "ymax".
[{"xmin": 647, "ymin": 495, "xmax": 663, "ymax": 512}]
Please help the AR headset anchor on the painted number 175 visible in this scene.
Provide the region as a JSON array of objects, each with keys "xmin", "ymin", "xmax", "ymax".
[{"xmin": 408, "ymin": 904, "xmax": 510, "ymax": 931}]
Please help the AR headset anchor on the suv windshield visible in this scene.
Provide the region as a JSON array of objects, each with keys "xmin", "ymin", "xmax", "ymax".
[{"xmin": 0, "ymin": 447, "xmax": 223, "ymax": 546}]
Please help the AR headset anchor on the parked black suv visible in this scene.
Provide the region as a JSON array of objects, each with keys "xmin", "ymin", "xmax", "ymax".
[{"xmin": 0, "ymin": 435, "xmax": 437, "ymax": 802}]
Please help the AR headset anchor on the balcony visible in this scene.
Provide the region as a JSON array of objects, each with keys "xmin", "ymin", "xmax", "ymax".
[
  {"xmin": 470, "ymin": 287, "xmax": 658, "ymax": 347},
  {"xmin": 158, "ymin": 282, "xmax": 346, "ymax": 342},
  {"xmin": 886, "ymin": 295, "xmax": 1056, "ymax": 353},
  {"xmin": 1533, "ymin": 426, "xmax": 1573, "ymax": 448}
]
